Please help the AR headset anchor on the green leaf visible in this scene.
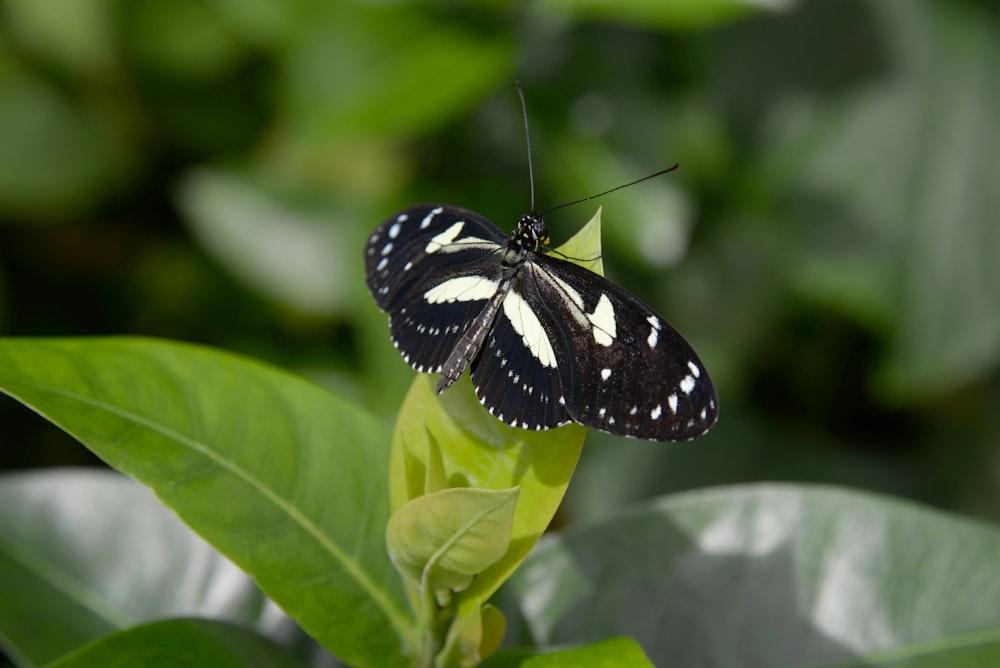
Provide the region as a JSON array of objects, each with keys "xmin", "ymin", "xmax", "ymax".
[
  {"xmin": 477, "ymin": 604, "xmax": 507, "ymax": 663},
  {"xmin": 283, "ymin": 5, "xmax": 514, "ymax": 143},
  {"xmin": 45, "ymin": 618, "xmax": 301, "ymax": 668},
  {"xmin": 0, "ymin": 469, "xmax": 272, "ymax": 666},
  {"xmin": 436, "ymin": 597, "xmax": 508, "ymax": 667},
  {"xmin": 552, "ymin": 206, "xmax": 605, "ymax": 276},
  {"xmin": 176, "ymin": 167, "xmax": 353, "ymax": 317},
  {"xmin": 0, "ymin": 338, "xmax": 414, "ymax": 667},
  {"xmin": 1, "ymin": 0, "xmax": 116, "ymax": 75},
  {"xmin": 511, "ymin": 484, "xmax": 1000, "ymax": 668},
  {"xmin": 481, "ymin": 637, "xmax": 653, "ymax": 668},
  {"xmin": 386, "ymin": 487, "xmax": 519, "ymax": 596}
]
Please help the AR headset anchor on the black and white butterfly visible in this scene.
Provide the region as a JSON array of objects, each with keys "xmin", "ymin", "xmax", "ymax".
[{"xmin": 364, "ymin": 202, "xmax": 719, "ymax": 441}]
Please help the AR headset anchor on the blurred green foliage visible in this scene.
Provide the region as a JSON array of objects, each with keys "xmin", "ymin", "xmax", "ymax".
[{"xmin": 1, "ymin": 0, "xmax": 998, "ymax": 537}]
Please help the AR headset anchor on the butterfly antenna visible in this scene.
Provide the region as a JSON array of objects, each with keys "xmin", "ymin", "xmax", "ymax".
[
  {"xmin": 516, "ymin": 80, "xmax": 536, "ymax": 212},
  {"xmin": 540, "ymin": 163, "xmax": 679, "ymax": 216}
]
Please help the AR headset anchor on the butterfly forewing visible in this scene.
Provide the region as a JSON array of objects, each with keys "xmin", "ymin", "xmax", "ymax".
[
  {"xmin": 365, "ymin": 204, "xmax": 507, "ymax": 311},
  {"xmin": 469, "ymin": 273, "xmax": 574, "ymax": 430},
  {"xmin": 366, "ymin": 204, "xmax": 506, "ymax": 373}
]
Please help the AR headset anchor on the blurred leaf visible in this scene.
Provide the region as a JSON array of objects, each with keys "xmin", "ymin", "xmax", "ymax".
[
  {"xmin": 512, "ymin": 484, "xmax": 1000, "ymax": 668},
  {"xmin": 177, "ymin": 168, "xmax": 352, "ymax": 317},
  {"xmin": 537, "ymin": 0, "xmax": 796, "ymax": 30},
  {"xmin": 0, "ymin": 338, "xmax": 414, "ymax": 667},
  {"xmin": 207, "ymin": 0, "xmax": 302, "ymax": 48},
  {"xmin": 438, "ymin": 601, "xmax": 508, "ymax": 668},
  {"xmin": 481, "ymin": 637, "xmax": 653, "ymax": 667},
  {"xmin": 478, "ymin": 604, "xmax": 507, "ymax": 664},
  {"xmin": 0, "ymin": 469, "xmax": 274, "ymax": 666},
  {"xmin": 0, "ymin": 50, "xmax": 127, "ymax": 219},
  {"xmin": 47, "ymin": 618, "xmax": 302, "ymax": 668},
  {"xmin": 2, "ymin": 0, "xmax": 116, "ymax": 75},
  {"xmin": 767, "ymin": 1, "xmax": 1000, "ymax": 400},
  {"xmin": 829, "ymin": 628, "xmax": 1000, "ymax": 668},
  {"xmin": 549, "ymin": 139, "xmax": 695, "ymax": 269},
  {"xmin": 281, "ymin": 5, "xmax": 515, "ymax": 143},
  {"xmin": 124, "ymin": 0, "xmax": 246, "ymax": 80}
]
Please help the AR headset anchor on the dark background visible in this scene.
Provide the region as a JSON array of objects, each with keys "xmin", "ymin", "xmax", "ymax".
[{"xmin": 1, "ymin": 0, "xmax": 998, "ymax": 528}]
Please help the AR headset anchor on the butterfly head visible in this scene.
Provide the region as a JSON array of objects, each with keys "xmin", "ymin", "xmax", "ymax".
[{"xmin": 515, "ymin": 212, "xmax": 549, "ymax": 250}]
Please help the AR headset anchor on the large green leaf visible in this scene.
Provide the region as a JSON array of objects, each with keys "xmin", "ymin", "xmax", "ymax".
[
  {"xmin": 0, "ymin": 469, "xmax": 274, "ymax": 666},
  {"xmin": 511, "ymin": 484, "xmax": 1000, "ymax": 668},
  {"xmin": 0, "ymin": 338, "xmax": 414, "ymax": 667},
  {"xmin": 45, "ymin": 618, "xmax": 301, "ymax": 668}
]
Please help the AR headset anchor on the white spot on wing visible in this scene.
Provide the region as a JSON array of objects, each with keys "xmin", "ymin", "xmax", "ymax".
[
  {"xmin": 388, "ymin": 222, "xmax": 401, "ymax": 239},
  {"xmin": 680, "ymin": 375, "xmax": 696, "ymax": 395},
  {"xmin": 376, "ymin": 257, "xmax": 388, "ymax": 271},
  {"xmin": 503, "ymin": 290, "xmax": 557, "ymax": 368},
  {"xmin": 546, "ymin": 272, "xmax": 585, "ymax": 310},
  {"xmin": 668, "ymin": 393, "xmax": 678, "ymax": 414},
  {"xmin": 425, "ymin": 221, "xmax": 465, "ymax": 253},
  {"xmin": 688, "ymin": 361, "xmax": 701, "ymax": 378},
  {"xmin": 424, "ymin": 276, "xmax": 499, "ymax": 303},
  {"xmin": 588, "ymin": 294, "xmax": 617, "ymax": 347},
  {"xmin": 600, "ymin": 368, "xmax": 612, "ymax": 381},
  {"xmin": 420, "ymin": 206, "xmax": 443, "ymax": 229},
  {"xmin": 651, "ymin": 404, "xmax": 662, "ymax": 420},
  {"xmin": 647, "ymin": 327, "xmax": 658, "ymax": 349}
]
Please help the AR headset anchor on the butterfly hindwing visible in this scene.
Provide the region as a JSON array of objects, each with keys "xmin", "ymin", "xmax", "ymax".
[
  {"xmin": 389, "ymin": 258, "xmax": 504, "ymax": 373},
  {"xmin": 519, "ymin": 254, "xmax": 718, "ymax": 440},
  {"xmin": 469, "ymin": 273, "xmax": 573, "ymax": 430}
]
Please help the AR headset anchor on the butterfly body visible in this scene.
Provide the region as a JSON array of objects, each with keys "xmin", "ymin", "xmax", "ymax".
[{"xmin": 365, "ymin": 203, "xmax": 718, "ymax": 441}]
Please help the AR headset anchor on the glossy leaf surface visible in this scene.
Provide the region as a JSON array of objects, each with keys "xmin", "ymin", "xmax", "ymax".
[
  {"xmin": 513, "ymin": 484, "xmax": 1000, "ymax": 667},
  {"xmin": 0, "ymin": 338, "xmax": 413, "ymax": 667}
]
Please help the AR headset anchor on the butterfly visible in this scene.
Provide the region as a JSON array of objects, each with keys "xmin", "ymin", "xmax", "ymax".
[{"xmin": 364, "ymin": 202, "xmax": 718, "ymax": 441}]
